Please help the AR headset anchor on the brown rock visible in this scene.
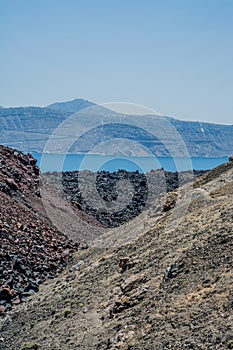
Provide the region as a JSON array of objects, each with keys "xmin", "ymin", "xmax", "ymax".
[
  {"xmin": 163, "ymin": 191, "xmax": 178, "ymax": 212},
  {"xmin": 0, "ymin": 305, "xmax": 6, "ymax": 313},
  {"xmin": 119, "ymin": 257, "xmax": 130, "ymax": 273},
  {"xmin": 121, "ymin": 275, "xmax": 143, "ymax": 293}
]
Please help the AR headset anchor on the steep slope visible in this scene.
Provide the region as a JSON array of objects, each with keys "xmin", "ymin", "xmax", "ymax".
[
  {"xmin": 0, "ymin": 160, "xmax": 232, "ymax": 349},
  {"xmin": 0, "ymin": 146, "xmax": 81, "ymax": 314}
]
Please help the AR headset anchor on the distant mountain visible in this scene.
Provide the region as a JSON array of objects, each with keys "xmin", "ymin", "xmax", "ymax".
[
  {"xmin": 47, "ymin": 98, "xmax": 95, "ymax": 113},
  {"xmin": 168, "ymin": 117, "xmax": 233, "ymax": 157},
  {"xmin": 0, "ymin": 106, "xmax": 70, "ymax": 153},
  {"xmin": 0, "ymin": 99, "xmax": 232, "ymax": 157}
]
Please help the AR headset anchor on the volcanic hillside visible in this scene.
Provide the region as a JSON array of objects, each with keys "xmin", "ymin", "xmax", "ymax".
[
  {"xmin": 0, "ymin": 157, "xmax": 232, "ymax": 349},
  {"xmin": 0, "ymin": 146, "xmax": 81, "ymax": 314}
]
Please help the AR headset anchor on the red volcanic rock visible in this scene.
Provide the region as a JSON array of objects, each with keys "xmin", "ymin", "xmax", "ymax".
[
  {"xmin": 0, "ymin": 146, "xmax": 80, "ymax": 314},
  {"xmin": 0, "ymin": 305, "xmax": 6, "ymax": 313},
  {"xmin": 5, "ymin": 178, "xmax": 18, "ymax": 191}
]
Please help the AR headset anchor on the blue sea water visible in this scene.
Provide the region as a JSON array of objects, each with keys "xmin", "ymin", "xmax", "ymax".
[{"xmin": 33, "ymin": 153, "xmax": 229, "ymax": 173}]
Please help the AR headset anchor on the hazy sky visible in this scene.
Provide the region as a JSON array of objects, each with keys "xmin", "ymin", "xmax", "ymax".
[{"xmin": 1, "ymin": 0, "xmax": 233, "ymax": 124}]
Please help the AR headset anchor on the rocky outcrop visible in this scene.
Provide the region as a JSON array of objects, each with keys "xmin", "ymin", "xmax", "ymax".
[{"xmin": 61, "ymin": 169, "xmax": 205, "ymax": 228}]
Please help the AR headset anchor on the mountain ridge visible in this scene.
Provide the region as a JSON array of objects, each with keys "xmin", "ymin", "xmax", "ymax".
[
  {"xmin": 47, "ymin": 98, "xmax": 95, "ymax": 113},
  {"xmin": 0, "ymin": 99, "xmax": 232, "ymax": 157}
]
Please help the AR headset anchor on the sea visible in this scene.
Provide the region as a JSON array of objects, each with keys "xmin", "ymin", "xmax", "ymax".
[{"xmin": 32, "ymin": 153, "xmax": 229, "ymax": 173}]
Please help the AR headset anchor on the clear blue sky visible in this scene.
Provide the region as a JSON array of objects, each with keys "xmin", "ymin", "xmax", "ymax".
[{"xmin": 1, "ymin": 0, "xmax": 233, "ymax": 124}]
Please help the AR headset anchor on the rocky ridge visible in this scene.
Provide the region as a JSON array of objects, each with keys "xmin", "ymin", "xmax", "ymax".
[{"xmin": 0, "ymin": 99, "xmax": 232, "ymax": 156}]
